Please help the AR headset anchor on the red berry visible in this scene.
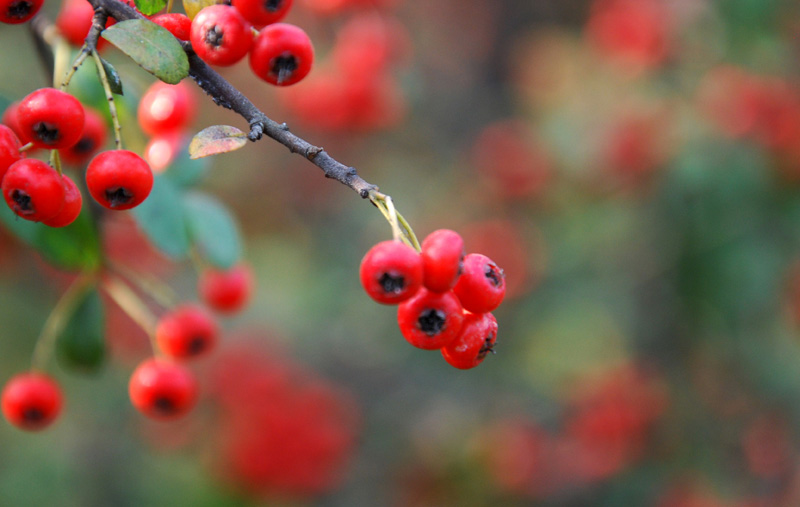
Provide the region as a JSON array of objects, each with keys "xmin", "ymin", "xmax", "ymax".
[
  {"xmin": 249, "ymin": 23, "xmax": 314, "ymax": 86},
  {"xmin": 151, "ymin": 12, "xmax": 192, "ymax": 41},
  {"xmin": 0, "ymin": 124, "xmax": 25, "ymax": 183},
  {"xmin": 56, "ymin": 0, "xmax": 115, "ymax": 49},
  {"xmin": 397, "ymin": 288, "xmax": 465, "ymax": 350},
  {"xmin": 441, "ymin": 312, "xmax": 497, "ymax": 369},
  {"xmin": 453, "ymin": 253, "xmax": 506, "ymax": 313},
  {"xmin": 85, "ymin": 150, "xmax": 153, "ymax": 210},
  {"xmin": 0, "ymin": 0, "xmax": 43, "ymax": 24},
  {"xmin": 2, "ymin": 159, "xmax": 66, "ymax": 222},
  {"xmin": 59, "ymin": 107, "xmax": 107, "ymax": 166},
  {"xmin": 190, "ymin": 5, "xmax": 254, "ymax": 67},
  {"xmin": 421, "ymin": 229, "xmax": 464, "ymax": 293},
  {"xmin": 42, "ymin": 174, "xmax": 82, "ymax": 228},
  {"xmin": 1, "ymin": 373, "xmax": 63, "ymax": 431},
  {"xmin": 198, "ymin": 263, "xmax": 254, "ymax": 314},
  {"xmin": 16, "ymin": 88, "xmax": 85, "ymax": 150},
  {"xmin": 232, "ymin": 0, "xmax": 292, "ymax": 29},
  {"xmin": 129, "ymin": 358, "xmax": 197, "ymax": 420},
  {"xmin": 359, "ymin": 240, "xmax": 423, "ymax": 305},
  {"xmin": 156, "ymin": 304, "xmax": 219, "ymax": 359},
  {"xmin": 2, "ymin": 101, "xmax": 28, "ymax": 143},
  {"xmin": 138, "ymin": 81, "xmax": 196, "ymax": 136},
  {"xmin": 144, "ymin": 132, "xmax": 185, "ymax": 173}
]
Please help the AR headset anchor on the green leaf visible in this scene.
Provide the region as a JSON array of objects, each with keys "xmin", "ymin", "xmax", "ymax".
[
  {"xmin": 0, "ymin": 203, "xmax": 101, "ymax": 271},
  {"xmin": 135, "ymin": 0, "xmax": 168, "ymax": 16},
  {"xmin": 97, "ymin": 57, "xmax": 124, "ymax": 95},
  {"xmin": 131, "ymin": 175, "xmax": 191, "ymax": 259},
  {"xmin": 184, "ymin": 191, "xmax": 241, "ymax": 269},
  {"xmin": 57, "ymin": 288, "xmax": 105, "ymax": 372},
  {"xmin": 189, "ymin": 125, "xmax": 248, "ymax": 159},
  {"xmin": 101, "ymin": 19, "xmax": 189, "ymax": 84}
]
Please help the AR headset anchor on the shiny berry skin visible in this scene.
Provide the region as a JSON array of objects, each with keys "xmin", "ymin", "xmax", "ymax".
[
  {"xmin": 232, "ymin": 0, "xmax": 292, "ymax": 29},
  {"xmin": 421, "ymin": 229, "xmax": 465, "ymax": 293},
  {"xmin": 59, "ymin": 107, "xmax": 107, "ymax": 166},
  {"xmin": 1, "ymin": 373, "xmax": 63, "ymax": 431},
  {"xmin": 441, "ymin": 312, "xmax": 497, "ymax": 369},
  {"xmin": 138, "ymin": 81, "xmax": 196, "ymax": 136},
  {"xmin": 397, "ymin": 288, "xmax": 465, "ymax": 350},
  {"xmin": 198, "ymin": 263, "xmax": 254, "ymax": 314},
  {"xmin": 156, "ymin": 304, "xmax": 219, "ymax": 359},
  {"xmin": 85, "ymin": 150, "xmax": 153, "ymax": 210},
  {"xmin": 0, "ymin": 124, "xmax": 24, "ymax": 182},
  {"xmin": 16, "ymin": 88, "xmax": 85, "ymax": 150},
  {"xmin": 360, "ymin": 240, "xmax": 423, "ymax": 305},
  {"xmin": 42, "ymin": 175, "xmax": 82, "ymax": 228},
  {"xmin": 129, "ymin": 358, "xmax": 198, "ymax": 420},
  {"xmin": 249, "ymin": 23, "xmax": 314, "ymax": 86},
  {"xmin": 0, "ymin": 0, "xmax": 43, "ymax": 24},
  {"xmin": 453, "ymin": 253, "xmax": 506, "ymax": 313},
  {"xmin": 2, "ymin": 159, "xmax": 65, "ymax": 222},
  {"xmin": 56, "ymin": 0, "xmax": 114, "ymax": 49},
  {"xmin": 151, "ymin": 13, "xmax": 192, "ymax": 41},
  {"xmin": 190, "ymin": 5, "xmax": 254, "ymax": 67}
]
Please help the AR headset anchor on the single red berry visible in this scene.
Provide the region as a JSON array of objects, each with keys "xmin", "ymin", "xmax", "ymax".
[
  {"xmin": 138, "ymin": 80, "xmax": 196, "ymax": 137},
  {"xmin": 151, "ymin": 12, "xmax": 192, "ymax": 41},
  {"xmin": 232, "ymin": 0, "xmax": 292, "ymax": 29},
  {"xmin": 360, "ymin": 240, "xmax": 423, "ymax": 305},
  {"xmin": 0, "ymin": 0, "xmax": 43, "ymax": 24},
  {"xmin": 42, "ymin": 175, "xmax": 82, "ymax": 228},
  {"xmin": 198, "ymin": 263, "xmax": 254, "ymax": 314},
  {"xmin": 249, "ymin": 23, "xmax": 314, "ymax": 86},
  {"xmin": 144, "ymin": 132, "xmax": 185, "ymax": 173},
  {"xmin": 2, "ymin": 159, "xmax": 65, "ymax": 222},
  {"xmin": 85, "ymin": 150, "xmax": 154, "ymax": 210},
  {"xmin": 397, "ymin": 288, "xmax": 465, "ymax": 350},
  {"xmin": 56, "ymin": 0, "xmax": 114, "ymax": 49},
  {"xmin": 16, "ymin": 88, "xmax": 85, "ymax": 150},
  {"xmin": 59, "ymin": 107, "xmax": 107, "ymax": 166},
  {"xmin": 441, "ymin": 312, "xmax": 497, "ymax": 369},
  {"xmin": 453, "ymin": 253, "xmax": 506, "ymax": 313},
  {"xmin": 156, "ymin": 304, "xmax": 219, "ymax": 359},
  {"xmin": 2, "ymin": 101, "xmax": 29, "ymax": 143},
  {"xmin": 0, "ymin": 124, "xmax": 25, "ymax": 183},
  {"xmin": 190, "ymin": 5, "xmax": 254, "ymax": 67},
  {"xmin": 129, "ymin": 358, "xmax": 198, "ymax": 420},
  {"xmin": 1, "ymin": 373, "xmax": 63, "ymax": 431},
  {"xmin": 421, "ymin": 229, "xmax": 464, "ymax": 293}
]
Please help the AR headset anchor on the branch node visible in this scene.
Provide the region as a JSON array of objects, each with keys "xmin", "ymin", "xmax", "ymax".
[
  {"xmin": 248, "ymin": 120, "xmax": 264, "ymax": 141},
  {"xmin": 279, "ymin": 122, "xmax": 289, "ymax": 131},
  {"xmin": 306, "ymin": 146, "xmax": 322, "ymax": 159}
]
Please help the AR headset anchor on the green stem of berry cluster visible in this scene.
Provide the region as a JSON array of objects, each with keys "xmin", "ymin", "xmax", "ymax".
[
  {"xmin": 90, "ymin": 49, "xmax": 123, "ymax": 150},
  {"xmin": 107, "ymin": 260, "xmax": 178, "ymax": 310},
  {"xmin": 30, "ymin": 272, "xmax": 98, "ymax": 372},
  {"xmin": 102, "ymin": 274, "xmax": 160, "ymax": 355},
  {"xmin": 369, "ymin": 190, "xmax": 420, "ymax": 251}
]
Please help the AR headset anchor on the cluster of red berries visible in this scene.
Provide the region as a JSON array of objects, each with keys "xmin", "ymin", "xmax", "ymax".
[
  {"xmin": 360, "ymin": 229, "xmax": 504, "ymax": 369},
  {"xmin": 0, "ymin": 88, "xmax": 154, "ymax": 227},
  {"xmin": 190, "ymin": 1, "xmax": 314, "ymax": 87}
]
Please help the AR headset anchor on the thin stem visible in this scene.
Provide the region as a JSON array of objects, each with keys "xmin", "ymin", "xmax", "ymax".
[
  {"xmin": 107, "ymin": 260, "xmax": 179, "ymax": 309},
  {"xmin": 31, "ymin": 273, "xmax": 97, "ymax": 372},
  {"xmin": 369, "ymin": 190, "xmax": 420, "ymax": 251},
  {"xmin": 166, "ymin": 0, "xmax": 173, "ymax": 13},
  {"xmin": 53, "ymin": 37, "xmax": 72, "ymax": 89},
  {"xmin": 60, "ymin": 49, "xmax": 92, "ymax": 91},
  {"xmin": 102, "ymin": 275, "xmax": 159, "ymax": 354},
  {"xmin": 91, "ymin": 49, "xmax": 123, "ymax": 150},
  {"xmin": 49, "ymin": 150, "xmax": 62, "ymax": 177}
]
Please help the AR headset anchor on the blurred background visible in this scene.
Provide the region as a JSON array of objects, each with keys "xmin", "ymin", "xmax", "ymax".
[{"xmin": 3, "ymin": 0, "xmax": 800, "ymax": 505}]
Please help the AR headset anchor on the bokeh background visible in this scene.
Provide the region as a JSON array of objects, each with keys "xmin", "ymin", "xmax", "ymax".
[{"xmin": 3, "ymin": 0, "xmax": 800, "ymax": 505}]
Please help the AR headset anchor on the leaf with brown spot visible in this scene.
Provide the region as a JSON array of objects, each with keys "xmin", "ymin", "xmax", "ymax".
[{"xmin": 188, "ymin": 125, "xmax": 248, "ymax": 159}]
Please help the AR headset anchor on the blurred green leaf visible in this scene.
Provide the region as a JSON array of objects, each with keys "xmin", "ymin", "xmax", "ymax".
[
  {"xmin": 165, "ymin": 144, "xmax": 210, "ymax": 187},
  {"xmin": 97, "ymin": 57, "xmax": 123, "ymax": 95},
  {"xmin": 131, "ymin": 175, "xmax": 190, "ymax": 259},
  {"xmin": 184, "ymin": 191, "xmax": 241, "ymax": 269},
  {"xmin": 135, "ymin": 0, "xmax": 168, "ymax": 16},
  {"xmin": 101, "ymin": 20, "xmax": 189, "ymax": 84},
  {"xmin": 57, "ymin": 288, "xmax": 105, "ymax": 372}
]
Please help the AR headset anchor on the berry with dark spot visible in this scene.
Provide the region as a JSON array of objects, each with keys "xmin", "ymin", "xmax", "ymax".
[
  {"xmin": 85, "ymin": 149, "xmax": 153, "ymax": 210},
  {"xmin": 59, "ymin": 107, "xmax": 107, "ymax": 166},
  {"xmin": 453, "ymin": 253, "xmax": 506, "ymax": 313},
  {"xmin": 249, "ymin": 23, "xmax": 314, "ymax": 86},
  {"xmin": 2, "ymin": 159, "xmax": 66, "ymax": 222},
  {"xmin": 1, "ymin": 373, "xmax": 63, "ymax": 431},
  {"xmin": 16, "ymin": 88, "xmax": 85, "ymax": 150},
  {"xmin": 0, "ymin": 0, "xmax": 44, "ymax": 24},
  {"xmin": 156, "ymin": 304, "xmax": 219, "ymax": 359},
  {"xmin": 232, "ymin": 0, "xmax": 292, "ymax": 29},
  {"xmin": 441, "ymin": 311, "xmax": 497, "ymax": 369},
  {"xmin": 129, "ymin": 358, "xmax": 197, "ymax": 420},
  {"xmin": 190, "ymin": 5, "xmax": 254, "ymax": 67},
  {"xmin": 397, "ymin": 288, "xmax": 464, "ymax": 350},
  {"xmin": 360, "ymin": 240, "xmax": 423, "ymax": 305}
]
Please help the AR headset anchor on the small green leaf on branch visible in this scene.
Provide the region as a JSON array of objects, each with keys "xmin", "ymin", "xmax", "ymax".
[
  {"xmin": 98, "ymin": 57, "xmax": 123, "ymax": 95},
  {"xmin": 135, "ymin": 0, "xmax": 168, "ymax": 16},
  {"xmin": 188, "ymin": 125, "xmax": 248, "ymax": 159},
  {"xmin": 101, "ymin": 20, "xmax": 189, "ymax": 84}
]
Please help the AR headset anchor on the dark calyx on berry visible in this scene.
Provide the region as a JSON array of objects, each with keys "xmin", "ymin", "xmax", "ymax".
[
  {"xmin": 477, "ymin": 332, "xmax": 497, "ymax": 360},
  {"xmin": 154, "ymin": 396, "xmax": 176, "ymax": 414},
  {"xmin": 105, "ymin": 187, "xmax": 134, "ymax": 208},
  {"xmin": 11, "ymin": 190, "xmax": 34, "ymax": 214},
  {"xmin": 205, "ymin": 26, "xmax": 224, "ymax": 47},
  {"xmin": 188, "ymin": 336, "xmax": 207, "ymax": 355},
  {"xmin": 485, "ymin": 263, "xmax": 504, "ymax": 287},
  {"xmin": 270, "ymin": 53, "xmax": 298, "ymax": 85},
  {"xmin": 22, "ymin": 407, "xmax": 44, "ymax": 422},
  {"xmin": 264, "ymin": 0, "xmax": 284, "ymax": 11},
  {"xmin": 72, "ymin": 137, "xmax": 95, "ymax": 154},
  {"xmin": 417, "ymin": 309, "xmax": 447, "ymax": 336},
  {"xmin": 8, "ymin": 0, "xmax": 33, "ymax": 19},
  {"xmin": 379, "ymin": 272, "xmax": 405, "ymax": 294},
  {"xmin": 33, "ymin": 122, "xmax": 60, "ymax": 144}
]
